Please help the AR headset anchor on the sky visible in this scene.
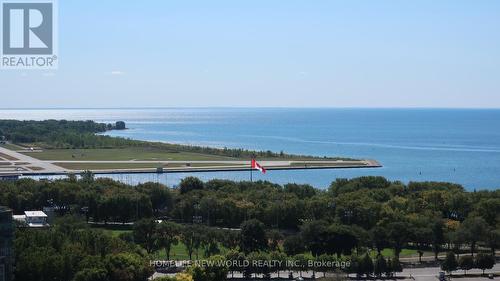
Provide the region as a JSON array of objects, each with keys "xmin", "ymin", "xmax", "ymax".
[{"xmin": 1, "ymin": 0, "xmax": 500, "ymax": 108}]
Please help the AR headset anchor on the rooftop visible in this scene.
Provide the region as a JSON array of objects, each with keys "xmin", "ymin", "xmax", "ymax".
[{"xmin": 24, "ymin": 211, "xmax": 48, "ymax": 217}]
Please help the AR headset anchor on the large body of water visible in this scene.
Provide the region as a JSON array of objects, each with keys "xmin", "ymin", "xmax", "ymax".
[{"xmin": 1, "ymin": 108, "xmax": 500, "ymax": 190}]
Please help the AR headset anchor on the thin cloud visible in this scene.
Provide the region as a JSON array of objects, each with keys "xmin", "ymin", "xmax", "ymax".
[{"xmin": 109, "ymin": 70, "xmax": 125, "ymax": 76}]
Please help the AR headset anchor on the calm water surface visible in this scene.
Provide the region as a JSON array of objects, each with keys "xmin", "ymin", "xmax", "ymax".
[{"xmin": 1, "ymin": 108, "xmax": 499, "ymax": 190}]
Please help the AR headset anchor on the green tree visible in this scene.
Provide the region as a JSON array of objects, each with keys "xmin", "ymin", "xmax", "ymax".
[
  {"xmin": 411, "ymin": 224, "xmax": 432, "ymax": 263},
  {"xmin": 202, "ymin": 229, "xmax": 221, "ymax": 258},
  {"xmin": 475, "ymin": 253, "xmax": 495, "ymax": 275},
  {"xmin": 181, "ymin": 225, "xmax": 203, "ymax": 260},
  {"xmin": 115, "ymin": 121, "xmax": 126, "ymax": 130},
  {"xmin": 300, "ymin": 220, "xmax": 329, "ymax": 256},
  {"xmin": 189, "ymin": 255, "xmax": 228, "ymax": 281},
  {"xmin": 431, "ymin": 219, "xmax": 445, "ymax": 261},
  {"xmin": 370, "ymin": 225, "xmax": 389, "ymax": 255},
  {"xmin": 459, "ymin": 216, "xmax": 489, "ymax": 256},
  {"xmin": 385, "ymin": 258, "xmax": 394, "ymax": 277},
  {"xmin": 156, "ymin": 221, "xmax": 180, "ymax": 260},
  {"xmin": 81, "ymin": 170, "xmax": 95, "ymax": 184},
  {"xmin": 14, "ymin": 247, "xmax": 65, "ymax": 281},
  {"xmin": 458, "ymin": 255, "xmax": 474, "ymax": 275},
  {"xmin": 485, "ymin": 227, "xmax": 500, "ymax": 255},
  {"xmin": 133, "ymin": 219, "xmax": 157, "ymax": 253},
  {"xmin": 386, "ymin": 221, "xmax": 411, "ymax": 259},
  {"xmin": 292, "ymin": 254, "xmax": 311, "ymax": 278},
  {"xmin": 225, "ymin": 250, "xmax": 244, "ymax": 278},
  {"xmin": 359, "ymin": 254, "xmax": 373, "ymax": 278},
  {"xmin": 220, "ymin": 230, "xmax": 239, "ymax": 250},
  {"xmin": 441, "ymin": 252, "xmax": 458, "ymax": 275},
  {"xmin": 269, "ymin": 251, "xmax": 287, "ymax": 278},
  {"xmin": 239, "ymin": 219, "xmax": 267, "ymax": 253},
  {"xmin": 136, "ymin": 182, "xmax": 173, "ymax": 215},
  {"xmin": 105, "ymin": 253, "xmax": 152, "ymax": 281},
  {"xmin": 373, "ymin": 255, "xmax": 387, "ymax": 277},
  {"xmin": 283, "ymin": 235, "xmax": 305, "ymax": 256},
  {"xmin": 448, "ymin": 228, "xmax": 467, "ymax": 258},
  {"xmin": 267, "ymin": 229, "xmax": 283, "ymax": 252},
  {"xmin": 179, "ymin": 177, "xmax": 204, "ymax": 194},
  {"xmin": 390, "ymin": 257, "xmax": 402, "ymax": 276},
  {"xmin": 327, "ymin": 224, "xmax": 358, "ymax": 257},
  {"xmin": 314, "ymin": 254, "xmax": 336, "ymax": 278},
  {"xmin": 199, "ymin": 196, "xmax": 218, "ymax": 226},
  {"xmin": 472, "ymin": 198, "xmax": 500, "ymax": 226},
  {"xmin": 283, "ymin": 183, "xmax": 317, "ymax": 198},
  {"xmin": 72, "ymin": 268, "xmax": 109, "ymax": 281}
]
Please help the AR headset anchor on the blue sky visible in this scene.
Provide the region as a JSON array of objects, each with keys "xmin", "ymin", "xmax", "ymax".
[{"xmin": 1, "ymin": 0, "xmax": 500, "ymax": 108}]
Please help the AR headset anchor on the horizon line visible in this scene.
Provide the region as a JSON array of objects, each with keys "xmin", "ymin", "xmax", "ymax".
[{"xmin": 1, "ymin": 106, "xmax": 500, "ymax": 110}]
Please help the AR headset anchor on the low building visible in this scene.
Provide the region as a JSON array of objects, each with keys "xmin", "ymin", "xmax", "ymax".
[
  {"xmin": 25, "ymin": 211, "xmax": 49, "ymax": 227},
  {"xmin": 13, "ymin": 211, "xmax": 49, "ymax": 228},
  {"xmin": 0, "ymin": 206, "xmax": 14, "ymax": 281}
]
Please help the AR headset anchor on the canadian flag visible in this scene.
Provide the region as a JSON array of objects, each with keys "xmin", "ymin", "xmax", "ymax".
[{"xmin": 251, "ymin": 159, "xmax": 266, "ymax": 174}]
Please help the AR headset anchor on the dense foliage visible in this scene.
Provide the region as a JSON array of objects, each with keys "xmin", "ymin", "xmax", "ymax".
[
  {"xmin": 14, "ymin": 216, "xmax": 152, "ymax": 281},
  {"xmin": 1, "ymin": 175, "xmax": 499, "ymax": 281},
  {"xmin": 0, "ymin": 119, "xmax": 334, "ymax": 159},
  {"xmin": 0, "ymin": 120, "xmax": 110, "ymax": 145}
]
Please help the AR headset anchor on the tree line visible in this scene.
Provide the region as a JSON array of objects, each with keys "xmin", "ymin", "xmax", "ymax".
[
  {"xmin": 1, "ymin": 175, "xmax": 499, "ymax": 280},
  {"xmin": 133, "ymin": 218, "xmax": 405, "ymax": 280},
  {"xmin": 14, "ymin": 216, "xmax": 152, "ymax": 281},
  {"xmin": 441, "ymin": 252, "xmax": 495, "ymax": 276},
  {"xmin": 1, "ymin": 175, "xmax": 499, "ymax": 258},
  {"xmin": 0, "ymin": 119, "xmax": 331, "ymax": 159}
]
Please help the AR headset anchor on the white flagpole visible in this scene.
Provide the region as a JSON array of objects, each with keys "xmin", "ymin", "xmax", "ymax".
[{"xmin": 250, "ymin": 159, "xmax": 253, "ymax": 182}]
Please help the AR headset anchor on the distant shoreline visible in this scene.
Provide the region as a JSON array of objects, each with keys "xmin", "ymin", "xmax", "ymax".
[
  {"xmin": 0, "ymin": 119, "xmax": 380, "ymax": 178},
  {"xmin": 1, "ymin": 107, "xmax": 500, "ymax": 110}
]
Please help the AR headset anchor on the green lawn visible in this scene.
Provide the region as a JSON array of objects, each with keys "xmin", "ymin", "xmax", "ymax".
[
  {"xmin": 54, "ymin": 162, "xmax": 240, "ymax": 170},
  {"xmin": 99, "ymin": 228, "xmax": 227, "ymax": 260},
  {"xmin": 152, "ymin": 242, "xmax": 231, "ymax": 261},
  {"xmin": 152, "ymin": 244, "xmax": 193, "ymax": 260},
  {"xmin": 17, "ymin": 147, "xmax": 360, "ymax": 171},
  {"xmin": 99, "ymin": 226, "xmax": 427, "ymax": 261},
  {"xmin": 18, "ymin": 145, "xmax": 347, "ymax": 162},
  {"xmin": 100, "ymin": 228, "xmax": 225, "ymax": 260},
  {"xmin": 22, "ymin": 147, "xmax": 237, "ymax": 161},
  {"xmin": 369, "ymin": 248, "xmax": 429, "ymax": 258},
  {"xmin": 106, "ymin": 229, "xmax": 132, "ymax": 238},
  {"xmin": 55, "ymin": 162, "xmax": 178, "ymax": 170},
  {"xmin": 151, "ymin": 246, "xmax": 424, "ymax": 261}
]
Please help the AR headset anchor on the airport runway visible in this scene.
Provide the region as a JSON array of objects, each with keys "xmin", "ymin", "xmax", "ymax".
[{"xmin": 0, "ymin": 146, "xmax": 381, "ymax": 176}]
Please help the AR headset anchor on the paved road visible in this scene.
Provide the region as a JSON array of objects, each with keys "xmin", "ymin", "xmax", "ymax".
[
  {"xmin": 1, "ymin": 146, "xmax": 380, "ymax": 175},
  {"xmin": 403, "ymin": 264, "xmax": 500, "ymax": 281},
  {"xmin": 153, "ymin": 264, "xmax": 500, "ymax": 281},
  {"xmin": 0, "ymin": 146, "xmax": 65, "ymax": 174}
]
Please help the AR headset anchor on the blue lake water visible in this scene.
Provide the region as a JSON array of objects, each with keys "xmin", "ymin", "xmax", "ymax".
[{"xmin": 1, "ymin": 108, "xmax": 500, "ymax": 190}]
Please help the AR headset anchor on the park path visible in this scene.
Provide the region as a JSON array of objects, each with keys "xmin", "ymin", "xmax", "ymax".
[{"xmin": 152, "ymin": 263, "xmax": 500, "ymax": 281}]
